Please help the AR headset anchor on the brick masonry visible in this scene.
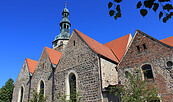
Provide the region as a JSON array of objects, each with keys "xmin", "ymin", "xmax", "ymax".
[{"xmin": 118, "ymin": 31, "xmax": 173, "ymax": 102}]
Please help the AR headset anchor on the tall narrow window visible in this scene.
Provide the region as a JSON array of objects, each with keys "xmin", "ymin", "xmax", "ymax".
[
  {"xmin": 64, "ymin": 24, "xmax": 66, "ymax": 28},
  {"xmin": 136, "ymin": 46, "xmax": 140, "ymax": 52},
  {"xmin": 73, "ymin": 41, "xmax": 75, "ymax": 46},
  {"xmin": 69, "ymin": 73, "xmax": 76, "ymax": 101},
  {"xmin": 40, "ymin": 80, "xmax": 44, "ymax": 95},
  {"xmin": 143, "ymin": 44, "xmax": 147, "ymax": 49},
  {"xmin": 142, "ymin": 64, "xmax": 154, "ymax": 79},
  {"xmin": 20, "ymin": 86, "xmax": 24, "ymax": 102}
]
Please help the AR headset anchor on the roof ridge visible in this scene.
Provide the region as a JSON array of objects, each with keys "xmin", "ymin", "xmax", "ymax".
[
  {"xmin": 104, "ymin": 33, "xmax": 131, "ymax": 45},
  {"xmin": 74, "ymin": 29, "xmax": 119, "ymax": 63},
  {"xmin": 137, "ymin": 30, "xmax": 173, "ymax": 48}
]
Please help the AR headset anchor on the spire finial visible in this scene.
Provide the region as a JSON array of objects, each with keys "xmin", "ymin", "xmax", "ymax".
[{"xmin": 65, "ymin": 1, "xmax": 67, "ymax": 8}]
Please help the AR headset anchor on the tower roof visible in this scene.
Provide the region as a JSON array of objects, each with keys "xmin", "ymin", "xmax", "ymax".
[{"xmin": 53, "ymin": 4, "xmax": 71, "ymax": 42}]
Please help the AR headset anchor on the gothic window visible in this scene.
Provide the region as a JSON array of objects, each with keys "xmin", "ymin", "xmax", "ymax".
[
  {"xmin": 69, "ymin": 73, "xmax": 76, "ymax": 101},
  {"xmin": 19, "ymin": 86, "xmax": 24, "ymax": 102},
  {"xmin": 67, "ymin": 25, "xmax": 69, "ymax": 29},
  {"xmin": 40, "ymin": 80, "xmax": 44, "ymax": 95},
  {"xmin": 136, "ymin": 46, "xmax": 140, "ymax": 52},
  {"xmin": 141, "ymin": 64, "xmax": 154, "ymax": 79}
]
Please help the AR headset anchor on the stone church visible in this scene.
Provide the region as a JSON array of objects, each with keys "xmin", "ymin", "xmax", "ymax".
[{"xmin": 12, "ymin": 5, "xmax": 173, "ymax": 102}]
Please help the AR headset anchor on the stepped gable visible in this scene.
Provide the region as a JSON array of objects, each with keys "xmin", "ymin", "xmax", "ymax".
[
  {"xmin": 45, "ymin": 46, "xmax": 62, "ymax": 65},
  {"xmin": 74, "ymin": 29, "xmax": 119, "ymax": 63},
  {"xmin": 104, "ymin": 33, "xmax": 132, "ymax": 61},
  {"xmin": 160, "ymin": 36, "xmax": 173, "ymax": 47},
  {"xmin": 26, "ymin": 58, "xmax": 38, "ymax": 73}
]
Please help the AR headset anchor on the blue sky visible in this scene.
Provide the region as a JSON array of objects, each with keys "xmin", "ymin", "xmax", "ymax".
[{"xmin": 0, "ymin": 0, "xmax": 172, "ymax": 88}]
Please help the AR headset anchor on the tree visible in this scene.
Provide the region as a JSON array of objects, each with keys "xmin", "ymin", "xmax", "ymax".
[
  {"xmin": 0, "ymin": 78, "xmax": 14, "ymax": 102},
  {"xmin": 108, "ymin": 0, "xmax": 173, "ymax": 23},
  {"xmin": 110, "ymin": 72, "xmax": 160, "ymax": 102}
]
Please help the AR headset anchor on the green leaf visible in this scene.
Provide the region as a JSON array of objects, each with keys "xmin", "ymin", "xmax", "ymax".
[
  {"xmin": 163, "ymin": 4, "xmax": 173, "ymax": 12},
  {"xmin": 116, "ymin": 5, "xmax": 121, "ymax": 11},
  {"xmin": 159, "ymin": 0, "xmax": 170, "ymax": 2},
  {"xmin": 153, "ymin": 3, "xmax": 159, "ymax": 12},
  {"xmin": 159, "ymin": 11, "xmax": 163, "ymax": 20},
  {"xmin": 137, "ymin": 1, "xmax": 142, "ymax": 9},
  {"xmin": 108, "ymin": 2, "xmax": 113, "ymax": 9},
  {"xmin": 109, "ymin": 10, "xmax": 115, "ymax": 17},
  {"xmin": 144, "ymin": 1, "xmax": 153, "ymax": 9},
  {"xmin": 114, "ymin": 16, "xmax": 117, "ymax": 20},
  {"xmin": 163, "ymin": 17, "xmax": 168, "ymax": 23},
  {"xmin": 116, "ymin": 12, "xmax": 121, "ymax": 17},
  {"xmin": 140, "ymin": 9, "xmax": 148, "ymax": 17},
  {"xmin": 114, "ymin": 0, "xmax": 122, "ymax": 3}
]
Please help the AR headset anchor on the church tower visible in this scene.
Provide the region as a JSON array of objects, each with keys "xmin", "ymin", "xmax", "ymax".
[{"xmin": 52, "ymin": 3, "xmax": 71, "ymax": 52}]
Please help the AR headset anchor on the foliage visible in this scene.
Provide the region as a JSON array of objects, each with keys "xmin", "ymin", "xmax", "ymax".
[
  {"xmin": 108, "ymin": 0, "xmax": 173, "ymax": 23},
  {"xmin": 30, "ymin": 89, "xmax": 47, "ymax": 102},
  {"xmin": 0, "ymin": 78, "xmax": 14, "ymax": 102},
  {"xmin": 56, "ymin": 90, "xmax": 83, "ymax": 102},
  {"xmin": 110, "ymin": 72, "xmax": 160, "ymax": 102}
]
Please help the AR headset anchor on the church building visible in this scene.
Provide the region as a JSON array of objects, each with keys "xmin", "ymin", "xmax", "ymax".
[{"xmin": 12, "ymin": 4, "xmax": 173, "ymax": 102}]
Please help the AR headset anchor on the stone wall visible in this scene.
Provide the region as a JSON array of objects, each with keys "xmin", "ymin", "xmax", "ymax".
[
  {"xmin": 54, "ymin": 31, "xmax": 102, "ymax": 101},
  {"xmin": 100, "ymin": 58, "xmax": 118, "ymax": 88},
  {"xmin": 118, "ymin": 31, "xmax": 173, "ymax": 102},
  {"xmin": 30, "ymin": 48, "xmax": 53, "ymax": 101},
  {"xmin": 12, "ymin": 60, "xmax": 30, "ymax": 102}
]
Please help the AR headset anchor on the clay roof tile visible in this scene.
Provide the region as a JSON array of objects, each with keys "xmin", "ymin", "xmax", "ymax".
[
  {"xmin": 104, "ymin": 34, "xmax": 132, "ymax": 61},
  {"xmin": 45, "ymin": 47, "xmax": 62, "ymax": 65},
  {"xmin": 26, "ymin": 58, "xmax": 38, "ymax": 73},
  {"xmin": 74, "ymin": 29, "xmax": 119, "ymax": 63},
  {"xmin": 160, "ymin": 36, "xmax": 173, "ymax": 47}
]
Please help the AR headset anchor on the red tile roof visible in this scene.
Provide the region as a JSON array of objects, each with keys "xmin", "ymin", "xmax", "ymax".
[
  {"xmin": 104, "ymin": 34, "xmax": 132, "ymax": 61},
  {"xmin": 74, "ymin": 29, "xmax": 119, "ymax": 63},
  {"xmin": 45, "ymin": 47, "xmax": 62, "ymax": 65},
  {"xmin": 160, "ymin": 36, "xmax": 173, "ymax": 47},
  {"xmin": 26, "ymin": 58, "xmax": 38, "ymax": 73}
]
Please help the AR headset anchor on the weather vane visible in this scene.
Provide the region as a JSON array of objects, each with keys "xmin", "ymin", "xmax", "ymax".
[{"xmin": 65, "ymin": 1, "xmax": 67, "ymax": 8}]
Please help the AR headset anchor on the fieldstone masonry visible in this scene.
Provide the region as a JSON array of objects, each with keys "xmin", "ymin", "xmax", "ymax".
[
  {"xmin": 54, "ymin": 31, "xmax": 103, "ymax": 101},
  {"xmin": 12, "ymin": 60, "xmax": 30, "ymax": 102}
]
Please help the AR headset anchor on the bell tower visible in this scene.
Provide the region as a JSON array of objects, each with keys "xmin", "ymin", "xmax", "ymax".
[{"xmin": 52, "ymin": 3, "xmax": 71, "ymax": 52}]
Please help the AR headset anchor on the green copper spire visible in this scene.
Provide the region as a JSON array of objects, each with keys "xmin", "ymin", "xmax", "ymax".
[{"xmin": 54, "ymin": 3, "xmax": 71, "ymax": 41}]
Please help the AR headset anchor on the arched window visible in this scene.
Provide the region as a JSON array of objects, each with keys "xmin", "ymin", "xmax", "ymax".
[
  {"xmin": 141, "ymin": 64, "xmax": 154, "ymax": 79},
  {"xmin": 18, "ymin": 86, "xmax": 24, "ymax": 102},
  {"xmin": 40, "ymin": 80, "xmax": 44, "ymax": 95},
  {"xmin": 64, "ymin": 24, "xmax": 66, "ymax": 28},
  {"xmin": 69, "ymin": 73, "xmax": 76, "ymax": 101}
]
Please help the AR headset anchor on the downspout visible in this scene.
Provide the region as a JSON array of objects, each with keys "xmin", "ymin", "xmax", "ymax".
[
  {"xmin": 98, "ymin": 55, "xmax": 103, "ymax": 99},
  {"xmin": 51, "ymin": 64, "xmax": 56, "ymax": 102},
  {"xmin": 28, "ymin": 73, "xmax": 32, "ymax": 102}
]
